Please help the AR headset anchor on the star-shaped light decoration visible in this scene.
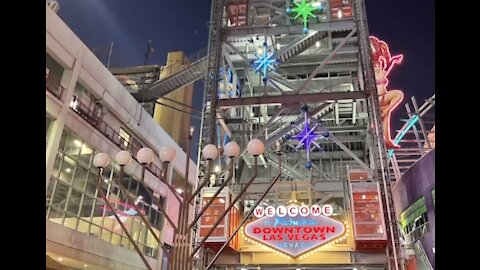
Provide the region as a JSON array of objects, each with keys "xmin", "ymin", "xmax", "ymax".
[
  {"xmin": 252, "ymin": 42, "xmax": 278, "ymax": 84},
  {"xmin": 286, "ymin": 0, "xmax": 325, "ymax": 34},
  {"xmin": 284, "ymin": 105, "xmax": 330, "ymax": 170}
]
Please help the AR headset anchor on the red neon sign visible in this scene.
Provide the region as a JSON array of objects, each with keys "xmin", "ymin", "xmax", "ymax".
[
  {"xmin": 244, "ymin": 205, "xmax": 346, "ymax": 258},
  {"xmin": 369, "ymin": 35, "xmax": 404, "ymax": 149}
]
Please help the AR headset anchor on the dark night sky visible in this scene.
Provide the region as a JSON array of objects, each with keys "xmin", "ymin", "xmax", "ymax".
[{"xmin": 57, "ymin": 0, "xmax": 434, "ymax": 150}]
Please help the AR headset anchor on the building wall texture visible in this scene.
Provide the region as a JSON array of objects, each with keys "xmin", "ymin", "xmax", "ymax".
[
  {"xmin": 392, "ymin": 149, "xmax": 435, "ymax": 268},
  {"xmin": 46, "ymin": 5, "xmax": 197, "ymax": 269}
]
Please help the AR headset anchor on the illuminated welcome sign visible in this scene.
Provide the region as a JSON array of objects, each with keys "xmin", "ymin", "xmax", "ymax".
[{"xmin": 244, "ymin": 205, "xmax": 346, "ymax": 258}]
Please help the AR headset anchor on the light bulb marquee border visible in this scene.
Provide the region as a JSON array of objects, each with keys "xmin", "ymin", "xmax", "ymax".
[
  {"xmin": 241, "ymin": 227, "xmax": 350, "ymax": 259},
  {"xmin": 241, "ymin": 205, "xmax": 350, "ymax": 259}
]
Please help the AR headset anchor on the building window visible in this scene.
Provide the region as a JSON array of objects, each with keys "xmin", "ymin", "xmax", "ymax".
[
  {"xmin": 46, "ymin": 128, "xmax": 166, "ymax": 258},
  {"xmin": 119, "ymin": 128, "xmax": 131, "ymax": 149},
  {"xmin": 74, "ymin": 82, "xmax": 94, "ymax": 109},
  {"xmin": 46, "ymin": 53, "xmax": 65, "ymax": 97},
  {"xmin": 400, "ymin": 197, "xmax": 428, "ymax": 244},
  {"xmin": 330, "ymin": 0, "xmax": 353, "ymax": 20}
]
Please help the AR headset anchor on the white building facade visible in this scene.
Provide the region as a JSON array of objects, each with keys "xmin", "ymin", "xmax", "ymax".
[{"xmin": 46, "ymin": 5, "xmax": 196, "ymax": 270}]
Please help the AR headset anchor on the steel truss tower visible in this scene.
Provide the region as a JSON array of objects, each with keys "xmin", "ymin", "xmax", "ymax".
[
  {"xmin": 135, "ymin": 1, "xmax": 405, "ymax": 269},
  {"xmin": 195, "ymin": 0, "xmax": 403, "ymax": 268}
]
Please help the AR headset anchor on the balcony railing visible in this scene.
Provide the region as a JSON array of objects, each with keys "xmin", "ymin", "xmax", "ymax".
[
  {"xmin": 404, "ymin": 222, "xmax": 429, "ymax": 245},
  {"xmin": 69, "ymin": 97, "xmax": 164, "ymax": 180}
]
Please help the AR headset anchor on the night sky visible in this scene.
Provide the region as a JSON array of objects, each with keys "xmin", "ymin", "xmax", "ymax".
[{"xmin": 57, "ymin": 0, "xmax": 434, "ymax": 151}]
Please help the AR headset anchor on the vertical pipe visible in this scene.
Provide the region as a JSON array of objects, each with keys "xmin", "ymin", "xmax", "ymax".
[
  {"xmin": 411, "ymin": 97, "xmax": 432, "ymax": 150},
  {"xmin": 180, "ymin": 132, "xmax": 193, "ymax": 269},
  {"xmin": 406, "ymin": 104, "xmax": 424, "ymax": 154}
]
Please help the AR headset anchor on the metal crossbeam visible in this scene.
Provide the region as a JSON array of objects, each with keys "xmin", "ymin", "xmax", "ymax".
[
  {"xmin": 222, "ymin": 20, "xmax": 356, "ymax": 38},
  {"xmin": 217, "ymin": 91, "xmax": 365, "ymax": 108}
]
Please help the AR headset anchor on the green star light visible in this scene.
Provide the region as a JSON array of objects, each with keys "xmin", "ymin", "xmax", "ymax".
[{"xmin": 286, "ymin": 0, "xmax": 324, "ymax": 33}]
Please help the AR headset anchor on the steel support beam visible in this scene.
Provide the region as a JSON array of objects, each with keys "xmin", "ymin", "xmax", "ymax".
[
  {"xmin": 328, "ymin": 135, "xmax": 369, "ymax": 170},
  {"xmin": 222, "ymin": 20, "xmax": 356, "ymax": 38},
  {"xmin": 256, "ymin": 2, "xmax": 286, "ymax": 13},
  {"xmin": 294, "ymin": 29, "xmax": 357, "ymax": 94},
  {"xmin": 217, "ymin": 91, "xmax": 365, "ymax": 108},
  {"xmin": 265, "ymin": 103, "xmax": 330, "ymax": 147},
  {"xmin": 224, "ymin": 42, "xmax": 250, "ymax": 63}
]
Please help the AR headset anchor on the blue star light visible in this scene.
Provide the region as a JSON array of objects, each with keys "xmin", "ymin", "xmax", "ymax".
[
  {"xmin": 252, "ymin": 42, "xmax": 278, "ymax": 84},
  {"xmin": 284, "ymin": 106, "xmax": 330, "ymax": 170}
]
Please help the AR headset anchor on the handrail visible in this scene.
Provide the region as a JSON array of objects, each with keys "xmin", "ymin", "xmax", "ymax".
[
  {"xmin": 69, "ymin": 97, "xmax": 164, "ymax": 180},
  {"xmin": 153, "ymin": 47, "xmax": 208, "ymax": 84},
  {"xmin": 414, "ymin": 241, "xmax": 434, "ymax": 270}
]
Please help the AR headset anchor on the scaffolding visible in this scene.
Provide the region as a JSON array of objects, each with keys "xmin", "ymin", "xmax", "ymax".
[{"xmin": 127, "ymin": 1, "xmax": 434, "ymax": 269}]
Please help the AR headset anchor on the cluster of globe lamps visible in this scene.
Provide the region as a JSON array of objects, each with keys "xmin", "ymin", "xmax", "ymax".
[{"xmin": 92, "ymin": 138, "xmax": 266, "ymax": 183}]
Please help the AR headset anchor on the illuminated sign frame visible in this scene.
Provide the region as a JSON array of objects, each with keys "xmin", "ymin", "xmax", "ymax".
[
  {"xmin": 369, "ymin": 35, "xmax": 404, "ymax": 149},
  {"xmin": 243, "ymin": 204, "xmax": 349, "ymax": 259}
]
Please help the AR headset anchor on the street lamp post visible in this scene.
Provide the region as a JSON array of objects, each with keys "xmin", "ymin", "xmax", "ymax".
[
  {"xmin": 93, "ymin": 153, "xmax": 153, "ymax": 270},
  {"xmin": 93, "ymin": 136, "xmax": 266, "ymax": 270},
  {"xmin": 205, "ymin": 150, "xmax": 283, "ymax": 269},
  {"xmin": 171, "ymin": 128, "xmax": 216, "ymax": 270},
  {"xmin": 93, "ymin": 144, "xmax": 180, "ymax": 270},
  {"xmin": 189, "ymin": 139, "xmax": 264, "ymax": 260}
]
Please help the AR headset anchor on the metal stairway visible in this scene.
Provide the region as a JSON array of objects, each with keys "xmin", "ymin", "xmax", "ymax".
[
  {"xmin": 131, "ymin": 55, "xmax": 208, "ymax": 102},
  {"xmin": 265, "ymin": 152, "xmax": 308, "ymax": 179},
  {"xmin": 131, "ymin": 31, "xmax": 327, "ymax": 103},
  {"xmin": 388, "ymin": 95, "xmax": 435, "ymax": 182},
  {"xmin": 277, "ymin": 30, "xmax": 327, "ymax": 63}
]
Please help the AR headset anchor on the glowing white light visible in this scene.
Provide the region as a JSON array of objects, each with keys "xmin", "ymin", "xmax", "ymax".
[
  {"xmin": 337, "ymin": 10, "xmax": 343, "ymax": 19},
  {"xmin": 315, "ymin": 41, "xmax": 320, "ymax": 48}
]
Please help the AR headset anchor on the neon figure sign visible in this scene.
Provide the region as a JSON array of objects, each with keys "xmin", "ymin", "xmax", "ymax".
[
  {"xmin": 369, "ymin": 35, "xmax": 405, "ymax": 149},
  {"xmin": 244, "ymin": 204, "xmax": 346, "ymax": 258}
]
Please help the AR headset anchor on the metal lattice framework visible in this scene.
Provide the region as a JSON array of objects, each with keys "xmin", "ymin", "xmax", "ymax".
[{"xmin": 127, "ymin": 1, "xmax": 429, "ymax": 269}]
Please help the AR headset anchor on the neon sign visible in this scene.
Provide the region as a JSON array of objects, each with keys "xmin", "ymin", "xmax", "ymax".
[
  {"xmin": 369, "ymin": 35, "xmax": 404, "ymax": 149},
  {"xmin": 252, "ymin": 42, "xmax": 278, "ymax": 84},
  {"xmin": 284, "ymin": 105, "xmax": 330, "ymax": 170},
  {"xmin": 286, "ymin": 0, "xmax": 325, "ymax": 34},
  {"xmin": 244, "ymin": 204, "xmax": 347, "ymax": 258}
]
